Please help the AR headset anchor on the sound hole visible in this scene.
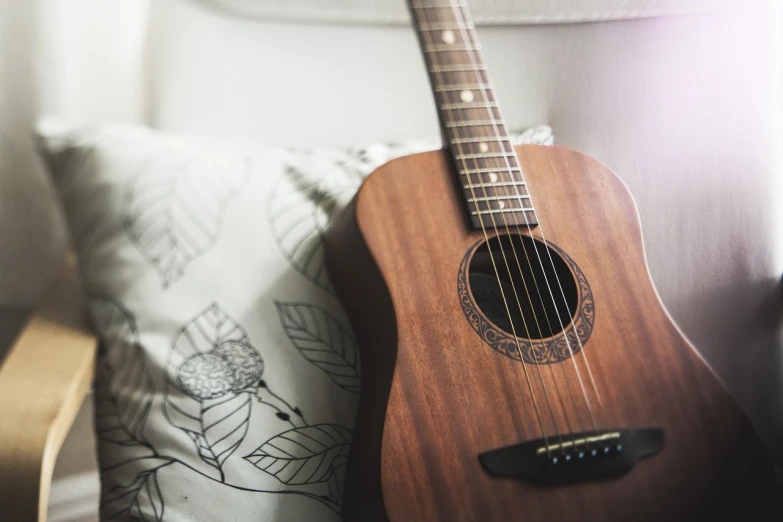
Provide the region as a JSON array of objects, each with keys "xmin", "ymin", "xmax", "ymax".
[{"xmin": 468, "ymin": 234, "xmax": 579, "ymax": 339}]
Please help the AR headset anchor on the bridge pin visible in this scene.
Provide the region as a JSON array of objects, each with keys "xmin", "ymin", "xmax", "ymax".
[{"xmin": 616, "ymin": 444, "xmax": 623, "ymax": 452}]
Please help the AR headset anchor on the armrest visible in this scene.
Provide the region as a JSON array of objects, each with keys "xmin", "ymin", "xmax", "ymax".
[{"xmin": 0, "ymin": 254, "xmax": 98, "ymax": 522}]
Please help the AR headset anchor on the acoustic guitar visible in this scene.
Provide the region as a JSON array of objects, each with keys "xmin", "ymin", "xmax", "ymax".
[{"xmin": 326, "ymin": 1, "xmax": 781, "ymax": 520}]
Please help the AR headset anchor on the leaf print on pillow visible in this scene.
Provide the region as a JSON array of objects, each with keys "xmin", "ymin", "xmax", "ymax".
[
  {"xmin": 89, "ymin": 298, "xmax": 174, "ymax": 521},
  {"xmin": 244, "ymin": 423, "xmax": 352, "ymax": 505},
  {"xmin": 100, "ymin": 458, "xmax": 173, "ymax": 522},
  {"xmin": 275, "ymin": 302, "xmax": 361, "ymax": 394},
  {"xmin": 178, "ymin": 393, "xmax": 252, "ymax": 480},
  {"xmin": 163, "ymin": 304, "xmax": 261, "ymax": 481},
  {"xmin": 124, "ymin": 146, "xmax": 251, "ymax": 288},
  {"xmin": 268, "ymin": 149, "xmax": 368, "ymax": 291},
  {"xmin": 327, "ymin": 453, "xmax": 348, "ymax": 506},
  {"xmin": 268, "ymin": 142, "xmax": 440, "ymax": 291},
  {"xmin": 90, "ymin": 298, "xmax": 154, "ymax": 445}
]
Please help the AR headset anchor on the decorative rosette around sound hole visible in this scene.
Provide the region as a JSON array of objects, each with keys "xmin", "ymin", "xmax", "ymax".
[{"xmin": 458, "ymin": 234, "xmax": 594, "ymax": 364}]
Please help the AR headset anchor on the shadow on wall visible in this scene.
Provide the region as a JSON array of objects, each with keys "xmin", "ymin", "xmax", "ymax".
[
  {"xmin": 673, "ymin": 273, "xmax": 783, "ymax": 464},
  {"xmin": 722, "ymin": 276, "xmax": 783, "ymax": 463},
  {"xmin": 543, "ymin": 6, "xmax": 783, "ymax": 462},
  {"xmin": 0, "ymin": 0, "xmax": 67, "ymax": 307}
]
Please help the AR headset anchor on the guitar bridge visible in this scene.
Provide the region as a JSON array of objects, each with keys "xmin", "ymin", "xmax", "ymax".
[{"xmin": 479, "ymin": 428, "xmax": 664, "ymax": 486}]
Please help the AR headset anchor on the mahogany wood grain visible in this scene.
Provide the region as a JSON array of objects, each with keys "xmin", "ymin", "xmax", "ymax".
[{"xmin": 325, "ymin": 144, "xmax": 781, "ymax": 522}]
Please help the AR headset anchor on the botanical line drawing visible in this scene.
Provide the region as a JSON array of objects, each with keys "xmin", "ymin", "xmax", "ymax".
[
  {"xmin": 124, "ymin": 148, "xmax": 251, "ymax": 288},
  {"xmin": 275, "ymin": 301, "xmax": 361, "ymax": 394},
  {"xmin": 267, "ymin": 148, "xmax": 375, "ymax": 291},
  {"xmin": 90, "ymin": 298, "xmax": 173, "ymax": 521},
  {"xmin": 161, "ymin": 303, "xmax": 351, "ymax": 515},
  {"xmin": 91, "ymin": 299, "xmax": 352, "ymax": 520}
]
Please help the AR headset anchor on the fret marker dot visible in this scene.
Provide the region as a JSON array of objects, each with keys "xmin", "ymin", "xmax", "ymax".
[
  {"xmin": 442, "ymin": 30, "xmax": 456, "ymax": 44},
  {"xmin": 478, "ymin": 142, "xmax": 489, "ymax": 153},
  {"xmin": 460, "ymin": 90, "xmax": 474, "ymax": 103},
  {"xmin": 489, "ymin": 172, "xmax": 498, "ymax": 182},
  {"xmin": 498, "ymin": 201, "xmax": 506, "ymax": 209}
]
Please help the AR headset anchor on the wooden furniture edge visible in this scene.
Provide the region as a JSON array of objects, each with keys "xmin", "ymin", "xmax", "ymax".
[{"xmin": 0, "ymin": 254, "xmax": 97, "ymax": 522}]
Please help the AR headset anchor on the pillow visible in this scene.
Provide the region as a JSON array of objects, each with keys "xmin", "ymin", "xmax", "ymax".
[{"xmin": 37, "ymin": 121, "xmax": 554, "ymax": 522}]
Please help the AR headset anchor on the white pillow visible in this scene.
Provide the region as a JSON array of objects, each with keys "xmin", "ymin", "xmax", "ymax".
[{"xmin": 37, "ymin": 121, "xmax": 553, "ymax": 522}]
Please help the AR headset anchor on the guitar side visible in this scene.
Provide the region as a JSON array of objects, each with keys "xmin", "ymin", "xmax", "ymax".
[{"xmin": 325, "ymin": 144, "xmax": 780, "ymax": 521}]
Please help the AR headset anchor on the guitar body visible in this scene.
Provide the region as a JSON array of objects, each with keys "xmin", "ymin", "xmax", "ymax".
[{"xmin": 326, "ymin": 144, "xmax": 779, "ymax": 521}]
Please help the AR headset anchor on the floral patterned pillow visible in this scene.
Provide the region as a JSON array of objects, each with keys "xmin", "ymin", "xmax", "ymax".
[{"xmin": 36, "ymin": 121, "xmax": 553, "ymax": 521}]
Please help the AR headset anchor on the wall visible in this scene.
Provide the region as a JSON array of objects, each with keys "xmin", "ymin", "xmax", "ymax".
[{"xmin": 0, "ymin": 0, "xmax": 149, "ymax": 306}]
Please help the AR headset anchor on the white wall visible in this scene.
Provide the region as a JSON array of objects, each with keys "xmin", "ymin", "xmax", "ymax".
[{"xmin": 0, "ymin": 0, "xmax": 149, "ymax": 307}]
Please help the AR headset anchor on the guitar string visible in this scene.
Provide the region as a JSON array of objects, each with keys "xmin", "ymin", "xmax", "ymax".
[
  {"xmin": 449, "ymin": 1, "xmax": 605, "ymax": 436},
  {"xmin": 428, "ymin": 5, "xmax": 577, "ymax": 446},
  {"xmin": 411, "ymin": 3, "xmax": 560, "ymax": 448},
  {"xmin": 442, "ymin": 1, "xmax": 581, "ymax": 449},
  {"xmin": 414, "ymin": 3, "xmax": 557, "ymax": 452},
  {"xmin": 446, "ymin": 2, "xmax": 603, "ymax": 444},
  {"xmin": 438, "ymin": 0, "xmax": 581, "ymax": 448}
]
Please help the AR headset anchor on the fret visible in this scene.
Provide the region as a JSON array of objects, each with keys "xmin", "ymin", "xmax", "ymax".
[
  {"xmin": 462, "ymin": 181, "xmax": 525, "ymax": 189},
  {"xmin": 452, "ymin": 142, "xmax": 515, "ymax": 155},
  {"xmin": 455, "ymin": 152, "xmax": 515, "ymax": 160},
  {"xmin": 440, "ymin": 102, "xmax": 498, "ymax": 110},
  {"xmin": 471, "ymin": 200, "xmax": 531, "ymax": 213},
  {"xmin": 467, "ymin": 194, "xmax": 531, "ymax": 203},
  {"xmin": 424, "ymin": 44, "xmax": 480, "ymax": 53},
  {"xmin": 450, "ymin": 136, "xmax": 511, "ymax": 144},
  {"xmin": 458, "ymin": 170, "xmax": 518, "ymax": 182},
  {"xmin": 459, "ymin": 167, "xmax": 520, "ymax": 174},
  {"xmin": 471, "ymin": 208, "xmax": 536, "ymax": 216},
  {"xmin": 436, "ymin": 84, "xmax": 490, "ymax": 92},
  {"xmin": 470, "ymin": 199, "xmax": 532, "ymax": 213},
  {"xmin": 445, "ymin": 120, "xmax": 499, "ymax": 128},
  {"xmin": 446, "ymin": 126, "xmax": 511, "ymax": 138},
  {"xmin": 430, "ymin": 64, "xmax": 486, "ymax": 73},
  {"xmin": 430, "ymin": 73, "xmax": 491, "ymax": 86}
]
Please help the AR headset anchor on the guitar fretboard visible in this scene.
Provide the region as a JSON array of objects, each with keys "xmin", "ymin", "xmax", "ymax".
[{"xmin": 408, "ymin": 0, "xmax": 537, "ymax": 228}]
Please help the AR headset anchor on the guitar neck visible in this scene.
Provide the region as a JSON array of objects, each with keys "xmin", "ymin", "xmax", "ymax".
[{"xmin": 408, "ymin": 0, "xmax": 536, "ymax": 228}]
